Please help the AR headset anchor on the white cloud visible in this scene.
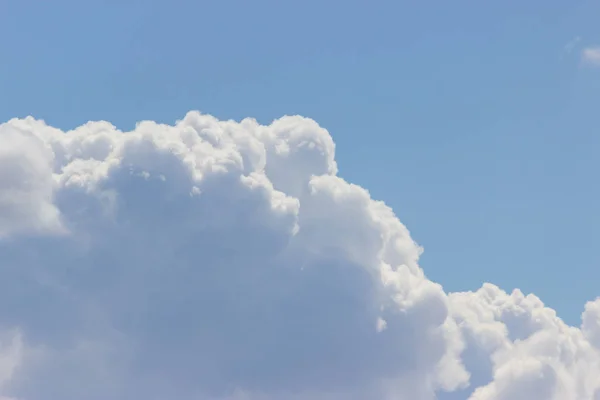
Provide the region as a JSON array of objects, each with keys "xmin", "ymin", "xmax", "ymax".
[
  {"xmin": 0, "ymin": 124, "xmax": 64, "ymax": 239},
  {"xmin": 582, "ymin": 47, "xmax": 600, "ymax": 66},
  {"xmin": 583, "ymin": 299, "xmax": 600, "ymax": 349},
  {"xmin": 0, "ymin": 331, "xmax": 22, "ymax": 391},
  {"xmin": 450, "ymin": 285, "xmax": 600, "ymax": 399},
  {"xmin": 0, "ymin": 111, "xmax": 598, "ymax": 399}
]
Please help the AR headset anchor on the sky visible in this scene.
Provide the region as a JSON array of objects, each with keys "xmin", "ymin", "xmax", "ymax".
[{"xmin": 1, "ymin": 1, "xmax": 600, "ymax": 399}]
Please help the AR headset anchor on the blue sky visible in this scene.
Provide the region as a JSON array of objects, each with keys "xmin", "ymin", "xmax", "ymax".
[{"xmin": 1, "ymin": 0, "xmax": 599, "ymax": 325}]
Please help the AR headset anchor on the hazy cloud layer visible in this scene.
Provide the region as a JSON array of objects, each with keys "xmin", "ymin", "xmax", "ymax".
[
  {"xmin": 582, "ymin": 46, "xmax": 600, "ymax": 66},
  {"xmin": 0, "ymin": 112, "xmax": 598, "ymax": 399}
]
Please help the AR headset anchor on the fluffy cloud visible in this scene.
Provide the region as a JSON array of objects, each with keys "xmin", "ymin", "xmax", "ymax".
[
  {"xmin": 450, "ymin": 286, "xmax": 600, "ymax": 399},
  {"xmin": 0, "ymin": 125, "xmax": 63, "ymax": 238},
  {"xmin": 0, "ymin": 112, "xmax": 598, "ymax": 400}
]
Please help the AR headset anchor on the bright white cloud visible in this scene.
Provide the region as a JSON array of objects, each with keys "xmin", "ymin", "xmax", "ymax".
[
  {"xmin": 450, "ymin": 285, "xmax": 600, "ymax": 400},
  {"xmin": 0, "ymin": 112, "xmax": 598, "ymax": 400},
  {"xmin": 0, "ymin": 124, "xmax": 63, "ymax": 238},
  {"xmin": 583, "ymin": 299, "xmax": 600, "ymax": 349},
  {"xmin": 582, "ymin": 46, "xmax": 600, "ymax": 66}
]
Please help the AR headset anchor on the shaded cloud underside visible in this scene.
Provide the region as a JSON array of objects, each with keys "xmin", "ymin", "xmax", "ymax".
[{"xmin": 0, "ymin": 112, "xmax": 598, "ymax": 400}]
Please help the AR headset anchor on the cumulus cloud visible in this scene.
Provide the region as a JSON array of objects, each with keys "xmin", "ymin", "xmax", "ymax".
[
  {"xmin": 0, "ymin": 125, "xmax": 63, "ymax": 238},
  {"xmin": 582, "ymin": 46, "xmax": 600, "ymax": 66},
  {"xmin": 0, "ymin": 111, "xmax": 598, "ymax": 399}
]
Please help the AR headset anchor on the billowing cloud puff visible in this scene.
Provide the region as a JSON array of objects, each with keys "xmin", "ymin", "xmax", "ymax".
[
  {"xmin": 0, "ymin": 125, "xmax": 63, "ymax": 238},
  {"xmin": 450, "ymin": 286, "xmax": 600, "ymax": 399},
  {"xmin": 0, "ymin": 112, "xmax": 598, "ymax": 400}
]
